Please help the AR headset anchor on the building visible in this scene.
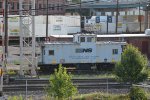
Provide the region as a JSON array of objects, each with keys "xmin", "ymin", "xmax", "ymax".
[
  {"xmin": 35, "ymin": 0, "xmax": 66, "ymax": 15},
  {"xmin": 66, "ymin": 0, "xmax": 147, "ymax": 16},
  {"xmin": 66, "ymin": 0, "xmax": 150, "ymax": 30},
  {"xmin": 0, "ymin": 0, "xmax": 66, "ymax": 15}
]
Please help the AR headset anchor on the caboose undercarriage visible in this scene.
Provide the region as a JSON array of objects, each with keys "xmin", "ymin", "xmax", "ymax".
[{"xmin": 39, "ymin": 62, "xmax": 115, "ymax": 73}]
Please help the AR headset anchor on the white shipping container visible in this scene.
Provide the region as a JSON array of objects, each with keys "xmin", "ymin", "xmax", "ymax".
[
  {"xmin": 0, "ymin": 15, "xmax": 144, "ymax": 36},
  {"xmin": 5, "ymin": 15, "xmax": 81, "ymax": 37}
]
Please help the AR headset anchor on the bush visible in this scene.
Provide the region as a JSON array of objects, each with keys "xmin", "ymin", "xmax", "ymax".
[
  {"xmin": 46, "ymin": 64, "xmax": 77, "ymax": 99},
  {"xmin": 129, "ymin": 86, "xmax": 147, "ymax": 100},
  {"xmin": 8, "ymin": 95, "xmax": 23, "ymax": 100}
]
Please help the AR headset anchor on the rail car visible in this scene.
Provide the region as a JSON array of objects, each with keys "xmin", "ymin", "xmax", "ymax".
[{"xmin": 38, "ymin": 34, "xmax": 126, "ymax": 71}]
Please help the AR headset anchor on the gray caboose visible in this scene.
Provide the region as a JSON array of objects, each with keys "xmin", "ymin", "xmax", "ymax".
[{"xmin": 39, "ymin": 34, "xmax": 126, "ymax": 71}]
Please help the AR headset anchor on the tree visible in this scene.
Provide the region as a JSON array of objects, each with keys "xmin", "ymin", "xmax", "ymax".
[
  {"xmin": 114, "ymin": 44, "xmax": 148, "ymax": 84},
  {"xmin": 46, "ymin": 64, "xmax": 77, "ymax": 99}
]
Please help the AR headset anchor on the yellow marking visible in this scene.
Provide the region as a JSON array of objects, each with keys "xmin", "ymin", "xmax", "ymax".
[
  {"xmin": 0, "ymin": 68, "xmax": 3, "ymax": 76},
  {"xmin": 112, "ymin": 58, "xmax": 115, "ymax": 63},
  {"xmin": 52, "ymin": 59, "xmax": 56, "ymax": 64}
]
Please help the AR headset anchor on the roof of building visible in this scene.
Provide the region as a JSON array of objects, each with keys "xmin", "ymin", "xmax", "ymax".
[{"xmin": 67, "ymin": 1, "xmax": 147, "ymax": 9}]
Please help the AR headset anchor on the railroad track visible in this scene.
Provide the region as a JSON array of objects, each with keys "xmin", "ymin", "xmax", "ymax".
[{"xmin": 3, "ymin": 78, "xmax": 131, "ymax": 92}]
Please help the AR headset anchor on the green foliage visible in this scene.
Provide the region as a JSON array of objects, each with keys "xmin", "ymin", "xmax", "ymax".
[
  {"xmin": 46, "ymin": 64, "xmax": 77, "ymax": 99},
  {"xmin": 114, "ymin": 44, "xmax": 148, "ymax": 84},
  {"xmin": 73, "ymin": 93, "xmax": 130, "ymax": 100},
  {"xmin": 147, "ymin": 68, "xmax": 150, "ymax": 78},
  {"xmin": 8, "ymin": 95, "xmax": 23, "ymax": 100},
  {"xmin": 129, "ymin": 86, "xmax": 147, "ymax": 100}
]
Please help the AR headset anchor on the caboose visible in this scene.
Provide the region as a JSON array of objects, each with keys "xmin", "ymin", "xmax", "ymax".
[{"xmin": 38, "ymin": 34, "xmax": 126, "ymax": 71}]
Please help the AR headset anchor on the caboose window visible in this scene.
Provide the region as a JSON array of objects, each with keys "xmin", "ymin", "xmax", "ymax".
[
  {"xmin": 80, "ymin": 37, "xmax": 85, "ymax": 42},
  {"xmin": 49, "ymin": 50, "xmax": 54, "ymax": 55},
  {"xmin": 87, "ymin": 37, "xmax": 92, "ymax": 42},
  {"xmin": 112, "ymin": 49, "xmax": 118, "ymax": 55},
  {"xmin": 87, "ymin": 37, "xmax": 95, "ymax": 42}
]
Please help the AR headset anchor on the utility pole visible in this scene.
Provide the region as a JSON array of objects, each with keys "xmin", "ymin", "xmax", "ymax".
[
  {"xmin": 19, "ymin": 0, "xmax": 24, "ymax": 76},
  {"xmin": 31, "ymin": 0, "xmax": 37, "ymax": 77},
  {"xmin": 139, "ymin": 1, "xmax": 141, "ymax": 32},
  {"xmin": 115, "ymin": 0, "xmax": 119, "ymax": 34},
  {"xmin": 46, "ymin": 0, "xmax": 49, "ymax": 39},
  {"xmin": 4, "ymin": 0, "xmax": 8, "ymax": 71},
  {"xmin": 148, "ymin": 0, "xmax": 150, "ymax": 29},
  {"xmin": 0, "ymin": 0, "xmax": 8, "ymax": 96},
  {"xmin": 80, "ymin": 0, "xmax": 83, "ymax": 32}
]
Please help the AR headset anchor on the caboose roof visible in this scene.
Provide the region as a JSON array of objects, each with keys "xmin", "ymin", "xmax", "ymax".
[
  {"xmin": 43, "ymin": 41, "xmax": 126, "ymax": 45},
  {"xmin": 51, "ymin": 34, "xmax": 150, "ymax": 38}
]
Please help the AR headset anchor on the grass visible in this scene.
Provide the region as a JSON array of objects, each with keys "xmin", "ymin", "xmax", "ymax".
[
  {"xmin": 39, "ymin": 73, "xmax": 115, "ymax": 79},
  {"xmin": 8, "ymin": 95, "xmax": 23, "ymax": 100},
  {"xmin": 73, "ymin": 92, "xmax": 130, "ymax": 100},
  {"xmin": 146, "ymin": 92, "xmax": 150, "ymax": 99},
  {"xmin": 72, "ymin": 73, "xmax": 115, "ymax": 79},
  {"xmin": 6, "ymin": 92, "xmax": 131, "ymax": 100},
  {"xmin": 8, "ymin": 92, "xmax": 150, "ymax": 100},
  {"xmin": 7, "ymin": 93, "xmax": 128, "ymax": 100},
  {"xmin": 38, "ymin": 67, "xmax": 150, "ymax": 79}
]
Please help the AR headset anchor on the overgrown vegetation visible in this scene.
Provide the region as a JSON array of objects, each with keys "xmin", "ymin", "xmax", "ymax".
[
  {"xmin": 7, "ymin": 91, "xmax": 150, "ymax": 100},
  {"xmin": 8, "ymin": 95, "xmax": 23, "ymax": 100},
  {"xmin": 40, "ymin": 72, "xmax": 115, "ymax": 79},
  {"xmin": 7, "ymin": 92, "xmax": 146, "ymax": 100},
  {"xmin": 129, "ymin": 86, "xmax": 147, "ymax": 100},
  {"xmin": 72, "ymin": 73, "xmax": 115, "ymax": 79},
  {"xmin": 46, "ymin": 64, "xmax": 77, "ymax": 99},
  {"xmin": 73, "ymin": 93, "xmax": 130, "ymax": 100}
]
